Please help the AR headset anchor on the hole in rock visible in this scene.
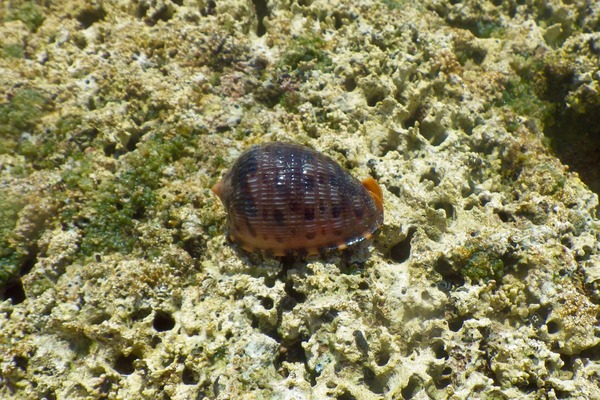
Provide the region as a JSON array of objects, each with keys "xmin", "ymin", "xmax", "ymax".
[
  {"xmin": 364, "ymin": 366, "xmax": 386, "ymax": 394},
  {"xmin": 448, "ymin": 316, "xmax": 466, "ymax": 332},
  {"xmin": 182, "ymin": 366, "xmax": 199, "ymax": 385},
  {"xmin": 365, "ymin": 88, "xmax": 385, "ymax": 107},
  {"xmin": 560, "ymin": 353, "xmax": 576, "ymax": 372},
  {"xmin": 261, "ymin": 297, "xmax": 274, "ymax": 310},
  {"xmin": 275, "ymin": 339, "xmax": 307, "ymax": 371},
  {"xmin": 579, "ymin": 343, "xmax": 600, "ymax": 361},
  {"xmin": 495, "ymin": 209, "xmax": 512, "ymax": 223},
  {"xmin": 434, "ymin": 258, "xmax": 465, "ymax": 288},
  {"xmin": 401, "ymin": 374, "xmax": 423, "ymax": 399},
  {"xmin": 148, "ymin": 5, "xmax": 174, "ymax": 25},
  {"xmin": 376, "ymin": 346, "xmax": 390, "ymax": 366},
  {"xmin": 153, "ymin": 311, "xmax": 176, "ymax": 331},
  {"xmin": 13, "ymin": 355, "xmax": 28, "ymax": 371},
  {"xmin": 420, "ymin": 168, "xmax": 441, "ymax": 186},
  {"xmin": 546, "ymin": 319, "xmax": 560, "ymax": 334},
  {"xmin": 320, "ymin": 308, "xmax": 339, "ymax": 323},
  {"xmin": 284, "ymin": 279, "xmax": 306, "ymax": 304},
  {"xmin": 433, "ymin": 201, "xmax": 455, "ymax": 220},
  {"xmin": 19, "ymin": 249, "xmax": 37, "ymax": 276},
  {"xmin": 114, "ymin": 353, "xmax": 139, "ymax": 375},
  {"xmin": 77, "ymin": 6, "xmax": 107, "ymax": 28},
  {"xmin": 131, "ymin": 307, "xmax": 152, "ymax": 322},
  {"xmin": 337, "ymin": 391, "xmax": 357, "ymax": 400},
  {"xmin": 89, "ymin": 312, "xmax": 111, "ymax": 325},
  {"xmin": 544, "ymin": 84, "xmax": 600, "ymax": 209},
  {"xmin": 2, "ymin": 279, "xmax": 26, "ymax": 304},
  {"xmin": 251, "ymin": 0, "xmax": 270, "ymax": 37},
  {"xmin": 344, "ymin": 75, "xmax": 356, "ymax": 92},
  {"xmin": 433, "ymin": 341, "xmax": 449, "ymax": 359},
  {"xmin": 389, "ymin": 228, "xmax": 415, "ymax": 263}
]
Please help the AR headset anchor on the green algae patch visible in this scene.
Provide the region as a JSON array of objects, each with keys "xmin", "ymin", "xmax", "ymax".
[
  {"xmin": 280, "ymin": 34, "xmax": 332, "ymax": 77},
  {"xmin": 1, "ymin": 43, "xmax": 24, "ymax": 59},
  {"xmin": 0, "ymin": 88, "xmax": 54, "ymax": 156},
  {"xmin": 461, "ymin": 247, "xmax": 504, "ymax": 283},
  {"xmin": 498, "ymin": 77, "xmax": 555, "ymax": 128},
  {"xmin": 252, "ymin": 34, "xmax": 332, "ymax": 110},
  {"xmin": 0, "ymin": 191, "xmax": 27, "ymax": 285},
  {"xmin": 497, "ymin": 52, "xmax": 571, "ymax": 130},
  {"xmin": 471, "ymin": 20, "xmax": 506, "ymax": 39},
  {"xmin": 452, "ymin": 242, "xmax": 505, "ymax": 283},
  {"xmin": 381, "ymin": 0, "xmax": 404, "ymax": 10},
  {"xmin": 60, "ymin": 132, "xmax": 199, "ymax": 257},
  {"xmin": 3, "ymin": 1, "xmax": 45, "ymax": 32},
  {"xmin": 78, "ymin": 189, "xmax": 145, "ymax": 257},
  {"xmin": 17, "ymin": 134, "xmax": 64, "ymax": 170}
]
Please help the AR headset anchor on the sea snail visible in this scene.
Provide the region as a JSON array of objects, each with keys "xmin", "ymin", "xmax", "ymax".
[{"xmin": 211, "ymin": 142, "xmax": 384, "ymax": 256}]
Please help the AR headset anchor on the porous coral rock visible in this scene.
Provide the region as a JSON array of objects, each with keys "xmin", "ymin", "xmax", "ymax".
[{"xmin": 1, "ymin": 0, "xmax": 600, "ymax": 399}]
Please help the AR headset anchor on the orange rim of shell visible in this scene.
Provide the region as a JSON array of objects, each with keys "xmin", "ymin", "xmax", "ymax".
[
  {"xmin": 211, "ymin": 181, "xmax": 223, "ymax": 197},
  {"xmin": 361, "ymin": 177, "xmax": 383, "ymax": 211}
]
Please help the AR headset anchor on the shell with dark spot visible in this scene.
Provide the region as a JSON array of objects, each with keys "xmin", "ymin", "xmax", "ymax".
[{"xmin": 211, "ymin": 142, "xmax": 384, "ymax": 256}]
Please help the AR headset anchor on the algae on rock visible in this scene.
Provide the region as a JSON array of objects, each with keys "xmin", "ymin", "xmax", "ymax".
[{"xmin": 1, "ymin": 0, "xmax": 599, "ymax": 399}]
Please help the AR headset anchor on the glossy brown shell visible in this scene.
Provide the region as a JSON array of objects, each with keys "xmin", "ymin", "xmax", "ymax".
[{"xmin": 212, "ymin": 142, "xmax": 384, "ymax": 256}]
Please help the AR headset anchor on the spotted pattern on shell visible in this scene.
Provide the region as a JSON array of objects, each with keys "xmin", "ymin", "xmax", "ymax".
[{"xmin": 211, "ymin": 142, "xmax": 384, "ymax": 256}]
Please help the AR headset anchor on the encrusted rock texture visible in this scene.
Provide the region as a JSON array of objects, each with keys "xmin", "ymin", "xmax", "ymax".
[{"xmin": 1, "ymin": 0, "xmax": 600, "ymax": 399}]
